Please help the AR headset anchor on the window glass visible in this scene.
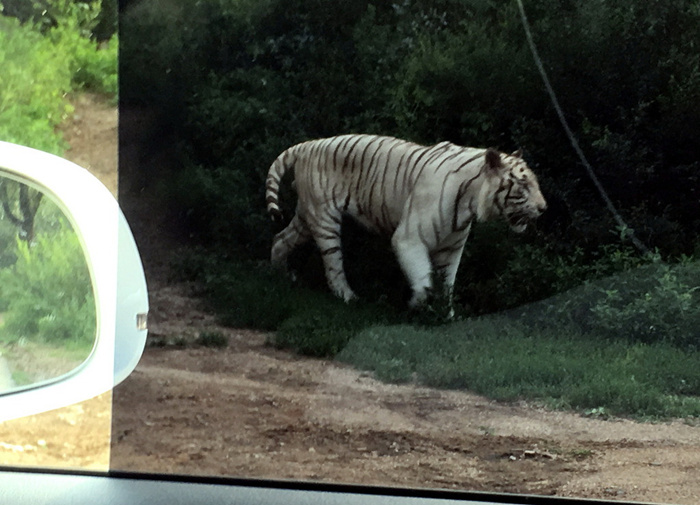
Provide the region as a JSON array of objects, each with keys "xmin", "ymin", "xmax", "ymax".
[
  {"xmin": 8, "ymin": 1, "xmax": 700, "ymax": 503},
  {"xmin": 113, "ymin": 2, "xmax": 700, "ymax": 503}
]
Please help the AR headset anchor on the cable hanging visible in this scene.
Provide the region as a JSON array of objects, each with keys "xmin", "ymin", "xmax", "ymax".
[{"xmin": 515, "ymin": 0, "xmax": 650, "ymax": 255}]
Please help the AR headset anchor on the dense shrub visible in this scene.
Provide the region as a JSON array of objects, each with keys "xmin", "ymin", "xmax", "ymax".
[
  {"xmin": 0, "ymin": 0, "xmax": 118, "ymax": 152},
  {"xmin": 121, "ymin": 0, "xmax": 700, "ymax": 321},
  {"xmin": 0, "ymin": 225, "xmax": 96, "ymax": 349},
  {"xmin": 0, "ymin": 15, "xmax": 73, "ymax": 154},
  {"xmin": 507, "ymin": 259, "xmax": 700, "ymax": 352},
  {"xmin": 589, "ymin": 262, "xmax": 700, "ymax": 350}
]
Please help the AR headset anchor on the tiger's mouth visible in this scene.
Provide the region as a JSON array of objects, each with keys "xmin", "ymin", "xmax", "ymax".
[{"xmin": 507, "ymin": 213, "xmax": 534, "ymax": 233}]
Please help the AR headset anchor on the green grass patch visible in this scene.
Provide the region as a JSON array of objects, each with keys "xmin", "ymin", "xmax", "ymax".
[
  {"xmin": 195, "ymin": 330, "xmax": 229, "ymax": 348},
  {"xmin": 1, "ymin": 339, "xmax": 92, "ymax": 388},
  {"xmin": 337, "ymin": 319, "xmax": 700, "ymax": 419},
  {"xmin": 275, "ymin": 299, "xmax": 395, "ymax": 357},
  {"xmin": 170, "ymin": 249, "xmax": 399, "ymax": 357}
]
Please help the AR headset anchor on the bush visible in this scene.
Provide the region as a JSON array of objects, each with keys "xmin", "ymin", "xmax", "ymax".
[
  {"xmin": 0, "ymin": 15, "xmax": 73, "ymax": 154},
  {"xmin": 0, "ymin": 0, "xmax": 118, "ymax": 152},
  {"xmin": 196, "ymin": 330, "xmax": 229, "ymax": 348},
  {"xmin": 45, "ymin": 0, "xmax": 119, "ymax": 95},
  {"xmin": 0, "ymin": 225, "xmax": 96, "ymax": 350},
  {"xmin": 589, "ymin": 262, "xmax": 700, "ymax": 349}
]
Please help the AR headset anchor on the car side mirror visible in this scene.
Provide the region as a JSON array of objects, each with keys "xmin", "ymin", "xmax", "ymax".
[{"xmin": 0, "ymin": 141, "xmax": 148, "ymax": 422}]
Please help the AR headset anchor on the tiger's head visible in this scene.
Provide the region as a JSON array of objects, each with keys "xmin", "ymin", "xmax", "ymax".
[{"xmin": 486, "ymin": 148, "xmax": 547, "ymax": 233}]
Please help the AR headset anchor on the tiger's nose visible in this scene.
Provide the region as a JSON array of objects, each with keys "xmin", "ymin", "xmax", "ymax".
[{"xmin": 537, "ymin": 201, "xmax": 547, "ymax": 214}]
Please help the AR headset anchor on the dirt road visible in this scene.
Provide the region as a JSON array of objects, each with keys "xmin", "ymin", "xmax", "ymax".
[
  {"xmin": 3, "ymin": 94, "xmax": 700, "ymax": 504},
  {"xmin": 106, "ymin": 278, "xmax": 700, "ymax": 504}
]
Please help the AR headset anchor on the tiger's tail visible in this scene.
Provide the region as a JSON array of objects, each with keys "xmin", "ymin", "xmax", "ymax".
[{"xmin": 265, "ymin": 146, "xmax": 298, "ymax": 222}]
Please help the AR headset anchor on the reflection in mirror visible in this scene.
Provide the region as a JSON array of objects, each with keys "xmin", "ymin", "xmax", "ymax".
[{"xmin": 0, "ymin": 175, "xmax": 96, "ymax": 394}]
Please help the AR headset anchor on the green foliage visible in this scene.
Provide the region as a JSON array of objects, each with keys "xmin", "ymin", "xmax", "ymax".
[
  {"xmin": 170, "ymin": 247, "xmax": 398, "ymax": 356},
  {"xmin": 0, "ymin": 0, "xmax": 118, "ymax": 152},
  {"xmin": 195, "ymin": 330, "xmax": 229, "ymax": 348},
  {"xmin": 589, "ymin": 262, "xmax": 700, "ymax": 350},
  {"xmin": 0, "ymin": 225, "xmax": 96, "ymax": 350},
  {"xmin": 65, "ymin": 32, "xmax": 118, "ymax": 95},
  {"xmin": 0, "ymin": 213, "xmax": 18, "ymax": 276},
  {"xmin": 43, "ymin": 0, "xmax": 119, "ymax": 95},
  {"xmin": 120, "ymin": 0, "xmax": 700, "ymax": 315},
  {"xmin": 0, "ymin": 15, "xmax": 72, "ymax": 154},
  {"xmin": 506, "ymin": 259, "xmax": 700, "ymax": 350}
]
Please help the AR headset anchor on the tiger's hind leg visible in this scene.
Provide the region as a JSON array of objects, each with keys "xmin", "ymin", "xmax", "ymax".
[
  {"xmin": 271, "ymin": 213, "xmax": 311, "ymax": 274},
  {"xmin": 310, "ymin": 209, "xmax": 357, "ymax": 303}
]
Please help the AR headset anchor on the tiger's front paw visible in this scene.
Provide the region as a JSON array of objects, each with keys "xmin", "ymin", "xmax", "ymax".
[
  {"xmin": 341, "ymin": 291, "xmax": 359, "ymax": 303},
  {"xmin": 331, "ymin": 286, "xmax": 358, "ymax": 303},
  {"xmin": 407, "ymin": 290, "xmax": 429, "ymax": 309}
]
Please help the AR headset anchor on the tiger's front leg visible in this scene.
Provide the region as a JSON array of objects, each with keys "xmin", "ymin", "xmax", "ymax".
[
  {"xmin": 431, "ymin": 227, "xmax": 471, "ymax": 296},
  {"xmin": 430, "ymin": 233, "xmax": 470, "ymax": 319},
  {"xmin": 391, "ymin": 228, "xmax": 433, "ymax": 308}
]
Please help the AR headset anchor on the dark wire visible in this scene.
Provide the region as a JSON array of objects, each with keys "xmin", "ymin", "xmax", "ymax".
[{"xmin": 515, "ymin": 0, "xmax": 650, "ymax": 255}]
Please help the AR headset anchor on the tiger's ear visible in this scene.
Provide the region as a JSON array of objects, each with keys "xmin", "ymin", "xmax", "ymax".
[
  {"xmin": 485, "ymin": 148, "xmax": 503, "ymax": 173},
  {"xmin": 511, "ymin": 148, "xmax": 523, "ymax": 158}
]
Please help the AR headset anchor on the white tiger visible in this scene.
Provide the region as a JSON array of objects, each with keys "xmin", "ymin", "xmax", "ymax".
[{"xmin": 266, "ymin": 134, "xmax": 547, "ymax": 307}]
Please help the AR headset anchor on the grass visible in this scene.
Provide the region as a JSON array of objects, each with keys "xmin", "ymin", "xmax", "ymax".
[
  {"xmin": 337, "ymin": 319, "xmax": 700, "ymax": 419},
  {"xmin": 180, "ymin": 247, "xmax": 700, "ymax": 420},
  {"xmin": 170, "ymin": 248, "xmax": 400, "ymax": 357},
  {"xmin": 196, "ymin": 330, "xmax": 229, "ymax": 348}
]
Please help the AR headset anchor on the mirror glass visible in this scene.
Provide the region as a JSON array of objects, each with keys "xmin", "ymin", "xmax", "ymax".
[{"xmin": 0, "ymin": 174, "xmax": 96, "ymax": 394}]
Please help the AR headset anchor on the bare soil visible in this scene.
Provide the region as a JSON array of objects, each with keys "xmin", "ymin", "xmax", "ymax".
[
  {"xmin": 3, "ymin": 94, "xmax": 700, "ymax": 504},
  {"xmin": 61, "ymin": 92, "xmax": 119, "ymax": 196}
]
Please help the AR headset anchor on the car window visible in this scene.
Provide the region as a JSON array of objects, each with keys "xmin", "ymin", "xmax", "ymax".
[{"xmin": 4, "ymin": 2, "xmax": 700, "ymax": 504}]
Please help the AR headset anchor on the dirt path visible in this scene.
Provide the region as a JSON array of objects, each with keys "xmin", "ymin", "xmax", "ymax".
[
  {"xmin": 2, "ymin": 94, "xmax": 700, "ymax": 503},
  {"xmin": 109, "ymin": 280, "xmax": 700, "ymax": 504},
  {"xmin": 61, "ymin": 93, "xmax": 118, "ymax": 196}
]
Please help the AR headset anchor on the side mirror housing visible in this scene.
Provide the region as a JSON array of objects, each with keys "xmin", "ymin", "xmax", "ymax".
[{"xmin": 0, "ymin": 141, "xmax": 148, "ymax": 421}]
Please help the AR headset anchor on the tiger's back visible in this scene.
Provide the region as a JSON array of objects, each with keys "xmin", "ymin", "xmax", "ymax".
[{"xmin": 269, "ymin": 135, "xmax": 429, "ymax": 232}]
